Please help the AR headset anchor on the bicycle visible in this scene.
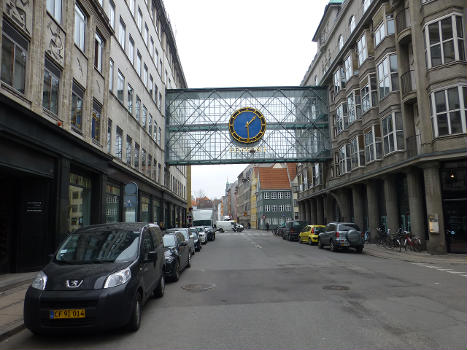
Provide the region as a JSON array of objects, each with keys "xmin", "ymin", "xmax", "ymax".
[{"xmin": 402, "ymin": 231, "xmax": 422, "ymax": 252}]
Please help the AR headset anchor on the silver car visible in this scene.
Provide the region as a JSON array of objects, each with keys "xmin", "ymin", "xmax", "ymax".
[
  {"xmin": 165, "ymin": 228, "xmax": 195, "ymax": 256},
  {"xmin": 191, "ymin": 227, "xmax": 207, "ymax": 244},
  {"xmin": 318, "ymin": 222, "xmax": 364, "ymax": 253}
]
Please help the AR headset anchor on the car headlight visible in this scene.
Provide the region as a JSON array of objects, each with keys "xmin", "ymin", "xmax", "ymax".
[
  {"xmin": 103, "ymin": 267, "xmax": 131, "ymax": 289},
  {"xmin": 31, "ymin": 271, "xmax": 47, "ymax": 290}
]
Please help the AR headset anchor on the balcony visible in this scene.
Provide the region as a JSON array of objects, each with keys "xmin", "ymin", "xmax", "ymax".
[
  {"xmin": 401, "ymin": 70, "xmax": 417, "ymax": 103},
  {"xmin": 396, "ymin": 8, "xmax": 411, "ymax": 44}
]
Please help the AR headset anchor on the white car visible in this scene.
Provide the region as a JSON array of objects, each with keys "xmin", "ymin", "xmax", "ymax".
[{"xmin": 192, "ymin": 227, "xmax": 207, "ymax": 244}]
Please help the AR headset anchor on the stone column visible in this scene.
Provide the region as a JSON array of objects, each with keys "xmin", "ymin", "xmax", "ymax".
[
  {"xmin": 406, "ymin": 168, "xmax": 426, "ymax": 247},
  {"xmin": 384, "ymin": 175, "xmax": 400, "ymax": 234},
  {"xmin": 316, "ymin": 197, "xmax": 324, "ymax": 225},
  {"xmin": 310, "ymin": 198, "xmax": 317, "ymax": 224},
  {"xmin": 304, "ymin": 200, "xmax": 311, "ymax": 223},
  {"xmin": 422, "ymin": 163, "xmax": 446, "ymax": 254},
  {"xmin": 298, "ymin": 201, "xmax": 305, "ymax": 221},
  {"xmin": 366, "ymin": 181, "xmax": 380, "ymax": 241},
  {"xmin": 324, "ymin": 195, "xmax": 334, "ymax": 223},
  {"xmin": 337, "ymin": 190, "xmax": 352, "ymax": 222},
  {"xmin": 352, "ymin": 185, "xmax": 364, "ymax": 230}
]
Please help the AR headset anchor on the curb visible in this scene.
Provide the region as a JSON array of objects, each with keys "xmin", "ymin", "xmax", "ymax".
[
  {"xmin": 364, "ymin": 246, "xmax": 466, "ymax": 264},
  {"xmin": 0, "ymin": 320, "xmax": 25, "ymax": 342}
]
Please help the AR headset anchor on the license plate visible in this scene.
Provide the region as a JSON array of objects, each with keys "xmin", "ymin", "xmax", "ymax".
[{"xmin": 49, "ymin": 309, "xmax": 86, "ymax": 319}]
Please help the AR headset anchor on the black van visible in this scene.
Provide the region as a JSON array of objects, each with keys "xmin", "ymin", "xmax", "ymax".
[{"xmin": 24, "ymin": 223, "xmax": 165, "ymax": 334}]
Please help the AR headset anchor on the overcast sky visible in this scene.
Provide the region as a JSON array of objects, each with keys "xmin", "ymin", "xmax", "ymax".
[{"xmin": 163, "ymin": 0, "xmax": 328, "ymax": 200}]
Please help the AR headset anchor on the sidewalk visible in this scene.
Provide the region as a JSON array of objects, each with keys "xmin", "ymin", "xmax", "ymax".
[
  {"xmin": 0, "ymin": 272, "xmax": 36, "ymax": 340},
  {"xmin": 364, "ymin": 243, "xmax": 467, "ymax": 264}
]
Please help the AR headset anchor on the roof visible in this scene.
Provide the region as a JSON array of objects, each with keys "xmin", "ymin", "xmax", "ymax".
[
  {"xmin": 256, "ymin": 168, "xmax": 291, "ymax": 190},
  {"xmin": 286, "ymin": 163, "xmax": 297, "ymax": 182},
  {"xmin": 312, "ymin": 0, "xmax": 344, "ymax": 42}
]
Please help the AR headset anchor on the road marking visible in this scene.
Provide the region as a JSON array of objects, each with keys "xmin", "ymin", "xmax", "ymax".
[
  {"xmin": 446, "ymin": 271, "xmax": 465, "ymax": 274},
  {"xmin": 411, "ymin": 262, "xmax": 466, "ymax": 278}
]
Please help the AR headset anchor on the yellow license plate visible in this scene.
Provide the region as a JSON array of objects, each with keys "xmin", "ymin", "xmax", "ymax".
[{"xmin": 50, "ymin": 309, "xmax": 86, "ymax": 319}]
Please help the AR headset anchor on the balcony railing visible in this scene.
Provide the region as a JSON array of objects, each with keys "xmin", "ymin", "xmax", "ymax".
[
  {"xmin": 396, "ymin": 8, "xmax": 411, "ymax": 34},
  {"xmin": 401, "ymin": 70, "xmax": 416, "ymax": 97}
]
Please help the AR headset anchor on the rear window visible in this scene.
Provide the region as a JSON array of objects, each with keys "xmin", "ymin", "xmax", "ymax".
[
  {"xmin": 293, "ymin": 221, "xmax": 307, "ymax": 228},
  {"xmin": 338, "ymin": 224, "xmax": 360, "ymax": 231},
  {"xmin": 313, "ymin": 227, "xmax": 325, "ymax": 234}
]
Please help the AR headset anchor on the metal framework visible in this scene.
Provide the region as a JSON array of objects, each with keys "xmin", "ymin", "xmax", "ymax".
[{"xmin": 165, "ymin": 86, "xmax": 330, "ymax": 165}]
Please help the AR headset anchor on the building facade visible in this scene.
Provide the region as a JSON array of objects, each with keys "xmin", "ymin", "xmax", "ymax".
[
  {"xmin": 299, "ymin": 0, "xmax": 466, "ymax": 253},
  {"xmin": 0, "ymin": 0, "xmax": 188, "ymax": 273}
]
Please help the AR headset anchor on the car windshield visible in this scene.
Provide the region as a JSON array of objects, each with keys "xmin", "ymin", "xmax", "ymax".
[
  {"xmin": 163, "ymin": 235, "xmax": 176, "ymax": 248},
  {"xmin": 314, "ymin": 227, "xmax": 325, "ymax": 234},
  {"xmin": 339, "ymin": 224, "xmax": 360, "ymax": 231},
  {"xmin": 55, "ymin": 229, "xmax": 140, "ymax": 264},
  {"xmin": 293, "ymin": 221, "xmax": 307, "ymax": 227}
]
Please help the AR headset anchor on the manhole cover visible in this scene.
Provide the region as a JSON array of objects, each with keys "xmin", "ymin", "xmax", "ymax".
[
  {"xmin": 322, "ymin": 285, "xmax": 350, "ymax": 291},
  {"xmin": 181, "ymin": 283, "xmax": 216, "ymax": 292}
]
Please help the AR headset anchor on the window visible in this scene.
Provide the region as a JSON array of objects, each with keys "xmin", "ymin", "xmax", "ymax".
[
  {"xmin": 271, "ymin": 192, "xmax": 277, "ymax": 200},
  {"xmin": 158, "ymin": 127, "xmax": 162, "ymax": 146},
  {"xmin": 71, "ymin": 82, "xmax": 84, "ymax": 131},
  {"xmin": 107, "ymin": 119, "xmax": 112, "ymax": 153},
  {"xmin": 154, "ymin": 84, "xmax": 159, "ymax": 103},
  {"xmin": 349, "ymin": 16, "xmax": 356, "ymax": 33},
  {"xmin": 278, "ymin": 192, "xmax": 283, "ymax": 199},
  {"xmin": 149, "ymin": 37, "xmax": 154, "ymax": 58},
  {"xmin": 135, "ymin": 96, "xmax": 141, "ymax": 122},
  {"xmin": 148, "ymin": 113, "xmax": 153, "ymax": 136},
  {"xmin": 431, "ymin": 85, "xmax": 466, "ymax": 137},
  {"xmin": 344, "ymin": 54, "xmax": 353, "ymax": 82},
  {"xmin": 134, "ymin": 143, "xmax": 140, "ymax": 168},
  {"xmin": 363, "ymin": 0, "xmax": 372, "ymax": 12},
  {"xmin": 338, "ymin": 35, "xmax": 344, "ymax": 50},
  {"xmin": 148, "ymin": 154, "xmax": 152, "ymax": 177},
  {"xmin": 349, "ymin": 135, "xmax": 365, "ymax": 169},
  {"xmin": 129, "ymin": 0, "xmax": 135, "ymax": 15},
  {"xmin": 126, "ymin": 135, "xmax": 132, "ymax": 165},
  {"xmin": 117, "ymin": 70, "xmax": 124, "ymax": 102},
  {"xmin": 115, "ymin": 127, "xmax": 123, "ymax": 159},
  {"xmin": 361, "ymin": 74, "xmax": 377, "ymax": 114},
  {"xmin": 118, "ymin": 18, "xmax": 126, "ymax": 49},
  {"xmin": 377, "ymin": 54, "xmax": 399, "ymax": 100},
  {"xmin": 149, "ymin": 75, "xmax": 153, "ymax": 96},
  {"xmin": 142, "ymin": 105, "xmax": 147, "ymax": 129},
  {"xmin": 128, "ymin": 35, "xmax": 134, "ymax": 64},
  {"xmin": 264, "ymin": 192, "xmax": 270, "ymax": 199},
  {"xmin": 74, "ymin": 4, "xmax": 86, "ymax": 51},
  {"xmin": 338, "ymin": 144, "xmax": 351, "ymax": 175},
  {"xmin": 285, "ymin": 192, "xmax": 291, "ymax": 199},
  {"xmin": 265, "ymin": 205, "xmax": 270, "ymax": 212},
  {"xmin": 136, "ymin": 51, "xmax": 141, "ymax": 76},
  {"xmin": 108, "ymin": 0, "xmax": 115, "ymax": 28},
  {"xmin": 364, "ymin": 125, "xmax": 382, "ymax": 163},
  {"xmin": 1, "ymin": 21, "xmax": 28, "ymax": 94},
  {"xmin": 144, "ymin": 23, "xmax": 148, "ymax": 45},
  {"xmin": 153, "ymin": 120, "xmax": 158, "ymax": 143},
  {"xmin": 89, "ymin": 100, "xmax": 101, "ymax": 144},
  {"xmin": 357, "ymin": 34, "xmax": 368, "ymax": 66},
  {"xmin": 335, "ymin": 102, "xmax": 348, "ymax": 134},
  {"xmin": 312, "ymin": 164, "xmax": 321, "ymax": 186},
  {"xmin": 47, "ymin": 0, "xmax": 62, "ymax": 23},
  {"xmin": 382, "ymin": 112, "xmax": 404, "ymax": 154},
  {"xmin": 158, "ymin": 92, "xmax": 162, "ymax": 110},
  {"xmin": 424, "ymin": 14, "xmax": 465, "ymax": 68},
  {"xmin": 375, "ymin": 22, "xmax": 385, "ymax": 47},
  {"xmin": 286, "ymin": 205, "xmax": 291, "ymax": 212},
  {"xmin": 347, "ymin": 90, "xmax": 361, "ymax": 124},
  {"xmin": 375, "ymin": 15, "xmax": 395, "ymax": 47},
  {"xmin": 271, "ymin": 205, "xmax": 277, "ymax": 212},
  {"xmin": 94, "ymin": 32, "xmax": 104, "ymax": 72},
  {"xmin": 43, "ymin": 57, "xmax": 60, "ymax": 115},
  {"xmin": 141, "ymin": 148, "xmax": 146, "ymax": 173},
  {"xmin": 127, "ymin": 84, "xmax": 133, "ymax": 113},
  {"xmin": 143, "ymin": 64, "xmax": 148, "ymax": 87},
  {"xmin": 137, "ymin": 8, "xmax": 142, "ymax": 32},
  {"xmin": 109, "ymin": 59, "xmax": 113, "ymax": 91},
  {"xmin": 333, "ymin": 67, "xmax": 344, "ymax": 95}
]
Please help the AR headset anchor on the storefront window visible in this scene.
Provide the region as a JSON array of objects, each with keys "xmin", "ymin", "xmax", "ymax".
[
  {"xmin": 124, "ymin": 182, "xmax": 138, "ymax": 222},
  {"xmin": 68, "ymin": 173, "xmax": 91, "ymax": 232},
  {"xmin": 105, "ymin": 183, "xmax": 121, "ymax": 223},
  {"xmin": 140, "ymin": 195, "xmax": 150, "ymax": 222},
  {"xmin": 152, "ymin": 199, "xmax": 161, "ymax": 224}
]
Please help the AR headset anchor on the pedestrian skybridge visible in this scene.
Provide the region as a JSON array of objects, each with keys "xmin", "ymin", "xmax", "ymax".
[{"xmin": 165, "ymin": 86, "xmax": 330, "ymax": 165}]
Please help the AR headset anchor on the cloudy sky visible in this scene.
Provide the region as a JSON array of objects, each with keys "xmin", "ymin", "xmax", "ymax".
[{"xmin": 163, "ymin": 0, "xmax": 328, "ymax": 199}]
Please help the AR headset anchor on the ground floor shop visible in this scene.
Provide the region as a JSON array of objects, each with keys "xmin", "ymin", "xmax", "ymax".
[
  {"xmin": 298, "ymin": 160, "xmax": 466, "ymax": 254},
  {"xmin": 0, "ymin": 102, "xmax": 186, "ymax": 273}
]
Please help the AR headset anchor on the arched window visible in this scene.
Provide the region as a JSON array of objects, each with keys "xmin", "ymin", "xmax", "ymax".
[
  {"xmin": 338, "ymin": 35, "xmax": 344, "ymax": 50},
  {"xmin": 349, "ymin": 16, "xmax": 356, "ymax": 33}
]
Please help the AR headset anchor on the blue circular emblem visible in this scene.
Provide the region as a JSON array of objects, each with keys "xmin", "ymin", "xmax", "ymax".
[{"xmin": 229, "ymin": 107, "xmax": 266, "ymax": 144}]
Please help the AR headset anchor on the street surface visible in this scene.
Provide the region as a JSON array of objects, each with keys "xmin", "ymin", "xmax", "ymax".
[{"xmin": 2, "ymin": 229, "xmax": 466, "ymax": 349}]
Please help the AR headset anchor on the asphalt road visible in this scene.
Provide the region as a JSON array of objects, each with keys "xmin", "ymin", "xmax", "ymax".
[{"xmin": 2, "ymin": 230, "xmax": 466, "ymax": 350}]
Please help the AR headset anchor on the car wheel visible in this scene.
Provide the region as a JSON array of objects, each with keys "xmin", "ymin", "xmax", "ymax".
[
  {"xmin": 186, "ymin": 252, "xmax": 191, "ymax": 268},
  {"xmin": 318, "ymin": 238, "xmax": 324, "ymax": 249},
  {"xmin": 330, "ymin": 240, "xmax": 336, "ymax": 252},
  {"xmin": 127, "ymin": 292, "xmax": 142, "ymax": 332},
  {"xmin": 154, "ymin": 275, "xmax": 165, "ymax": 298},
  {"xmin": 173, "ymin": 260, "xmax": 180, "ymax": 281},
  {"xmin": 356, "ymin": 246, "xmax": 363, "ymax": 254},
  {"xmin": 308, "ymin": 238, "xmax": 312, "ymax": 245}
]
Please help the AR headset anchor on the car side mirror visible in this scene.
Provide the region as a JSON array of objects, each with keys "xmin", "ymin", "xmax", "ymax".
[{"xmin": 145, "ymin": 251, "xmax": 157, "ymax": 262}]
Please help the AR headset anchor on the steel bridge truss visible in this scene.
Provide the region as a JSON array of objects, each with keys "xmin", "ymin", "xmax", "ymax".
[{"xmin": 165, "ymin": 86, "xmax": 330, "ymax": 165}]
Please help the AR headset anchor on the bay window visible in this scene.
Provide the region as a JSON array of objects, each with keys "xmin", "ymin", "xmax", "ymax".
[
  {"xmin": 347, "ymin": 90, "xmax": 361, "ymax": 124},
  {"xmin": 344, "ymin": 54, "xmax": 353, "ymax": 82},
  {"xmin": 374, "ymin": 14, "xmax": 394, "ymax": 47},
  {"xmin": 377, "ymin": 53, "xmax": 399, "ymax": 100},
  {"xmin": 349, "ymin": 135, "xmax": 365, "ymax": 169},
  {"xmin": 364, "ymin": 124, "xmax": 382, "ymax": 163},
  {"xmin": 361, "ymin": 74, "xmax": 377, "ymax": 114},
  {"xmin": 336, "ymin": 102, "xmax": 348, "ymax": 134},
  {"xmin": 357, "ymin": 34, "xmax": 368, "ymax": 66},
  {"xmin": 424, "ymin": 14, "xmax": 465, "ymax": 68},
  {"xmin": 333, "ymin": 67, "xmax": 345, "ymax": 95},
  {"xmin": 382, "ymin": 112, "xmax": 404, "ymax": 154}
]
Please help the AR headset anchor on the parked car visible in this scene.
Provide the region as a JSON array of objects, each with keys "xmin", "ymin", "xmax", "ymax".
[
  {"xmin": 299, "ymin": 225, "xmax": 326, "ymax": 245},
  {"xmin": 191, "ymin": 227, "xmax": 207, "ymax": 245},
  {"xmin": 282, "ymin": 220, "xmax": 307, "ymax": 241},
  {"xmin": 318, "ymin": 222, "xmax": 364, "ymax": 253},
  {"xmin": 24, "ymin": 223, "xmax": 165, "ymax": 334},
  {"xmin": 274, "ymin": 222, "xmax": 286, "ymax": 236},
  {"xmin": 165, "ymin": 228, "xmax": 195, "ymax": 256},
  {"xmin": 188, "ymin": 228, "xmax": 202, "ymax": 251},
  {"xmin": 162, "ymin": 232, "xmax": 191, "ymax": 281},
  {"xmin": 204, "ymin": 226, "xmax": 216, "ymax": 241}
]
